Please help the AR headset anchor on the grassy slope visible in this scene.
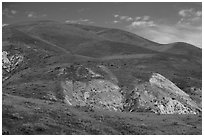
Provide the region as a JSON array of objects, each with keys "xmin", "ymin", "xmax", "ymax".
[{"xmin": 2, "ymin": 93, "xmax": 202, "ymax": 135}]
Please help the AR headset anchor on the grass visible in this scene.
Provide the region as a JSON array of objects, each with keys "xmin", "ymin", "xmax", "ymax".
[{"xmin": 2, "ymin": 93, "xmax": 202, "ymax": 135}]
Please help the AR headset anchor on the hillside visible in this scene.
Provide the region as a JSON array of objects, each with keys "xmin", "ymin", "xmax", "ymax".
[{"xmin": 2, "ymin": 20, "xmax": 202, "ymax": 135}]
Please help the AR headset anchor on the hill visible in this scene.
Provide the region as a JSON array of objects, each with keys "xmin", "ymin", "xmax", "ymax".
[{"xmin": 2, "ymin": 20, "xmax": 202, "ymax": 135}]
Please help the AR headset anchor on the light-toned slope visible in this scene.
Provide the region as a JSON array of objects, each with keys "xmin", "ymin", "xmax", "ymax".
[{"xmin": 127, "ymin": 73, "xmax": 201, "ymax": 114}]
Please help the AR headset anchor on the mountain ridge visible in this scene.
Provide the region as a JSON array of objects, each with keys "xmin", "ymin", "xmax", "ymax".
[{"xmin": 4, "ymin": 20, "xmax": 201, "ymax": 49}]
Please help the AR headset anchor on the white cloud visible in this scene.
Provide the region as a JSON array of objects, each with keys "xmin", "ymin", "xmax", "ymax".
[
  {"xmin": 135, "ymin": 17, "xmax": 141, "ymax": 20},
  {"xmin": 179, "ymin": 9, "xmax": 193, "ymax": 17},
  {"xmin": 178, "ymin": 8, "xmax": 201, "ymax": 17},
  {"xmin": 26, "ymin": 11, "xmax": 47, "ymax": 18},
  {"xmin": 114, "ymin": 14, "xmax": 119, "ymax": 18},
  {"xmin": 79, "ymin": 19, "xmax": 89, "ymax": 22},
  {"xmin": 195, "ymin": 11, "xmax": 202, "ymax": 17},
  {"xmin": 120, "ymin": 16, "xmax": 128, "ymax": 20},
  {"xmin": 131, "ymin": 20, "xmax": 156, "ymax": 27},
  {"xmin": 113, "ymin": 14, "xmax": 133, "ymax": 22},
  {"xmin": 178, "ymin": 8, "xmax": 202, "ymax": 26},
  {"xmin": 65, "ymin": 18, "xmax": 94, "ymax": 24},
  {"xmin": 3, "ymin": 8, "xmax": 17, "ymax": 18},
  {"xmin": 11, "ymin": 10, "xmax": 17, "ymax": 15},
  {"xmin": 114, "ymin": 14, "xmax": 152, "ymax": 23},
  {"xmin": 2, "ymin": 24, "xmax": 9, "ymax": 27},
  {"xmin": 130, "ymin": 15, "xmax": 156, "ymax": 27},
  {"xmin": 28, "ymin": 13, "xmax": 35, "ymax": 18},
  {"xmin": 120, "ymin": 16, "xmax": 133, "ymax": 21},
  {"xmin": 113, "ymin": 20, "xmax": 120, "ymax": 24},
  {"xmin": 65, "ymin": 20, "xmax": 79, "ymax": 24},
  {"xmin": 135, "ymin": 16, "xmax": 151, "ymax": 21},
  {"xmin": 126, "ymin": 17, "xmax": 133, "ymax": 21}
]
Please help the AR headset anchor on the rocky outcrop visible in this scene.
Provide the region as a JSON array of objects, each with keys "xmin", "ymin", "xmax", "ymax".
[
  {"xmin": 58, "ymin": 64, "xmax": 123, "ymax": 111},
  {"xmin": 2, "ymin": 51, "xmax": 23, "ymax": 81},
  {"xmin": 125, "ymin": 73, "xmax": 201, "ymax": 114},
  {"xmin": 150, "ymin": 73, "xmax": 201, "ymax": 113},
  {"xmin": 149, "ymin": 73, "xmax": 189, "ymax": 97},
  {"xmin": 61, "ymin": 79, "xmax": 123, "ymax": 111},
  {"xmin": 59, "ymin": 64, "xmax": 201, "ymax": 114}
]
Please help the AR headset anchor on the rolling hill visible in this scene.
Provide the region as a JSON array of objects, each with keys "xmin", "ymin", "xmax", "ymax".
[{"xmin": 2, "ymin": 20, "xmax": 202, "ymax": 135}]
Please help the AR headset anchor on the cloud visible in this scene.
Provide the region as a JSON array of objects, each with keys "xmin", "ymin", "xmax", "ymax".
[
  {"xmin": 131, "ymin": 20, "xmax": 155, "ymax": 27},
  {"xmin": 11, "ymin": 10, "xmax": 17, "ymax": 15},
  {"xmin": 2, "ymin": 24, "xmax": 9, "ymax": 27},
  {"xmin": 135, "ymin": 17, "xmax": 141, "ymax": 20},
  {"xmin": 114, "ymin": 14, "xmax": 119, "ymax": 18},
  {"xmin": 135, "ymin": 16, "xmax": 150, "ymax": 21},
  {"xmin": 178, "ymin": 8, "xmax": 201, "ymax": 26},
  {"xmin": 65, "ymin": 20, "xmax": 78, "ymax": 23},
  {"xmin": 27, "ymin": 12, "xmax": 35, "ymax": 18},
  {"xmin": 179, "ymin": 9, "xmax": 193, "ymax": 17},
  {"xmin": 126, "ymin": 15, "xmax": 202, "ymax": 48},
  {"xmin": 3, "ymin": 8, "xmax": 17, "ymax": 18},
  {"xmin": 113, "ymin": 20, "xmax": 120, "ymax": 24},
  {"xmin": 65, "ymin": 18, "xmax": 94, "ymax": 24},
  {"xmin": 65, "ymin": 20, "xmax": 78, "ymax": 24},
  {"xmin": 26, "ymin": 11, "xmax": 47, "ymax": 18},
  {"xmin": 113, "ymin": 14, "xmax": 133, "ymax": 22},
  {"xmin": 195, "ymin": 11, "xmax": 202, "ymax": 16},
  {"xmin": 130, "ymin": 15, "xmax": 156, "ymax": 27},
  {"xmin": 80, "ymin": 19, "xmax": 90, "ymax": 22},
  {"xmin": 113, "ymin": 14, "xmax": 152, "ymax": 23},
  {"xmin": 119, "ymin": 16, "xmax": 133, "ymax": 21},
  {"xmin": 178, "ymin": 8, "xmax": 201, "ymax": 17}
]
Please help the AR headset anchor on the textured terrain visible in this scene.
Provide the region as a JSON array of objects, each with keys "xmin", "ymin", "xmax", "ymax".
[{"xmin": 2, "ymin": 20, "xmax": 202, "ymax": 135}]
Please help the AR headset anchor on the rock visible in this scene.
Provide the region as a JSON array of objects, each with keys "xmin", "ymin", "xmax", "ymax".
[
  {"xmin": 11, "ymin": 113, "xmax": 23, "ymax": 120},
  {"xmin": 86, "ymin": 67, "xmax": 102, "ymax": 78},
  {"xmin": 86, "ymin": 79, "xmax": 123, "ymax": 111},
  {"xmin": 47, "ymin": 93, "xmax": 57, "ymax": 101},
  {"xmin": 156, "ymin": 97, "xmax": 196, "ymax": 114},
  {"xmin": 126, "ymin": 73, "xmax": 201, "ymax": 114},
  {"xmin": 2, "ymin": 51, "xmax": 23, "ymax": 81},
  {"xmin": 60, "ymin": 64, "xmax": 200, "ymax": 114},
  {"xmin": 2, "ymin": 51, "xmax": 23, "ymax": 72},
  {"xmin": 149, "ymin": 73, "xmax": 189, "ymax": 97},
  {"xmin": 2, "ymin": 128, "xmax": 10, "ymax": 135},
  {"xmin": 76, "ymin": 66, "xmax": 103, "ymax": 79},
  {"xmin": 61, "ymin": 79, "xmax": 123, "ymax": 111},
  {"xmin": 58, "ymin": 68, "xmax": 66, "ymax": 76}
]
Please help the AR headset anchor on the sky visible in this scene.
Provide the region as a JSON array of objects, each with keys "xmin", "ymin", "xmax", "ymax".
[{"xmin": 2, "ymin": 2, "xmax": 202, "ymax": 48}]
